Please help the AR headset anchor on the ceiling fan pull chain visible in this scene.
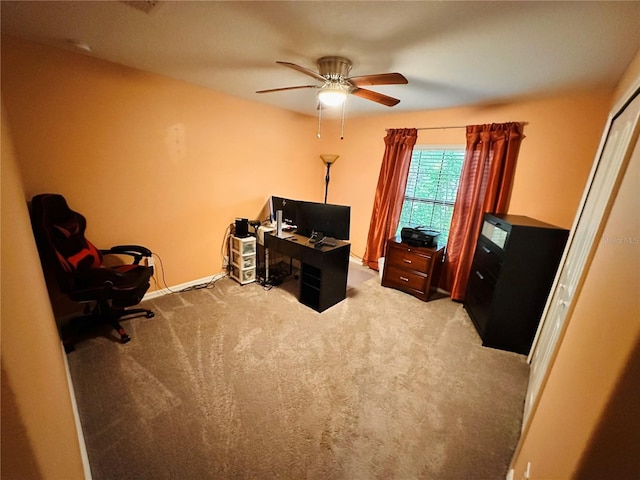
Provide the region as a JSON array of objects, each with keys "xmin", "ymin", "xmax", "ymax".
[
  {"xmin": 317, "ymin": 103, "xmax": 322, "ymax": 139},
  {"xmin": 340, "ymin": 99, "xmax": 346, "ymax": 140}
]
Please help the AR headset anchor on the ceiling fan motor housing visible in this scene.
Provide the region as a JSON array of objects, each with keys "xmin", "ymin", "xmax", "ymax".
[{"xmin": 317, "ymin": 56, "xmax": 352, "ymax": 81}]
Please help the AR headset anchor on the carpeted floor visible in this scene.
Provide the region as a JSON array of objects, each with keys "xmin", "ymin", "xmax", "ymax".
[{"xmin": 67, "ymin": 264, "xmax": 529, "ymax": 480}]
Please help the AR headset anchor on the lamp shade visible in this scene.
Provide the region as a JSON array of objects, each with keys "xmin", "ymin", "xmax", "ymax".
[
  {"xmin": 320, "ymin": 154, "xmax": 339, "ymax": 165},
  {"xmin": 318, "ymin": 83, "xmax": 348, "ymax": 107}
]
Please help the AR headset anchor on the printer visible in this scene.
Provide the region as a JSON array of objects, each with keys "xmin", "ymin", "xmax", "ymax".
[{"xmin": 400, "ymin": 227, "xmax": 440, "ymax": 248}]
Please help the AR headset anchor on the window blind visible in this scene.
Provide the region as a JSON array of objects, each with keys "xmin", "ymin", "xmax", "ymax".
[{"xmin": 397, "ymin": 148, "xmax": 464, "ymax": 245}]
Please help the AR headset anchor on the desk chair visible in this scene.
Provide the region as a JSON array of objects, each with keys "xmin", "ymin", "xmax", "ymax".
[{"xmin": 30, "ymin": 193, "xmax": 155, "ymax": 350}]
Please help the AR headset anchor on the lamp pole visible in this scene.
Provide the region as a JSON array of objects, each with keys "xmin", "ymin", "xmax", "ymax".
[
  {"xmin": 320, "ymin": 155, "xmax": 339, "ymax": 204},
  {"xmin": 324, "ymin": 162, "xmax": 332, "ymax": 204}
]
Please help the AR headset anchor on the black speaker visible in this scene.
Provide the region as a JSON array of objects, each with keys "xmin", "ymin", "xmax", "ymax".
[{"xmin": 235, "ymin": 218, "xmax": 249, "ymax": 238}]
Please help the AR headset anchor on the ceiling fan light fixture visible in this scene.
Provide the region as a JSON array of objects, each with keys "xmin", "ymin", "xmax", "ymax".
[{"xmin": 318, "ymin": 83, "xmax": 348, "ymax": 107}]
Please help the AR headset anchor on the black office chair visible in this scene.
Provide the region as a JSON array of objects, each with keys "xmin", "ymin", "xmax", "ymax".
[{"xmin": 30, "ymin": 193, "xmax": 155, "ymax": 350}]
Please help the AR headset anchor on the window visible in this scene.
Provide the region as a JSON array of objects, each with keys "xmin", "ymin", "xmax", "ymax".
[{"xmin": 397, "ymin": 146, "xmax": 465, "ymax": 246}]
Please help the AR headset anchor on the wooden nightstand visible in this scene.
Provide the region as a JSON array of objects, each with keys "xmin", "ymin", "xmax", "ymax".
[{"xmin": 381, "ymin": 236, "xmax": 444, "ymax": 302}]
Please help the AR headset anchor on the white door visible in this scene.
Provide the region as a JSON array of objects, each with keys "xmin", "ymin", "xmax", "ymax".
[{"xmin": 523, "ymin": 87, "xmax": 640, "ymax": 425}]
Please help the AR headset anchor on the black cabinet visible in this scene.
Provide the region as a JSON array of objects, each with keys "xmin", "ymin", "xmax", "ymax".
[{"xmin": 464, "ymin": 213, "xmax": 569, "ymax": 355}]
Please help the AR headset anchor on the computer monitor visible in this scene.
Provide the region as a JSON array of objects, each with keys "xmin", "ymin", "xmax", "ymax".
[
  {"xmin": 269, "ymin": 196, "xmax": 298, "ymax": 226},
  {"xmin": 295, "ymin": 201, "xmax": 351, "ymax": 240}
]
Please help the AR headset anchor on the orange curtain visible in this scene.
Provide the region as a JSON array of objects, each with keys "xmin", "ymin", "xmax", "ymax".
[
  {"xmin": 442, "ymin": 122, "xmax": 525, "ymax": 300},
  {"xmin": 363, "ymin": 128, "xmax": 418, "ymax": 269}
]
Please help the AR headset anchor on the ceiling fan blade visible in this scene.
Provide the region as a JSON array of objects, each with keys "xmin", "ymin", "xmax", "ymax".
[
  {"xmin": 348, "ymin": 72, "xmax": 408, "ymax": 87},
  {"xmin": 351, "ymin": 87, "xmax": 401, "ymax": 107},
  {"xmin": 256, "ymin": 85, "xmax": 317, "ymax": 94},
  {"xmin": 276, "ymin": 61, "xmax": 327, "ymax": 83}
]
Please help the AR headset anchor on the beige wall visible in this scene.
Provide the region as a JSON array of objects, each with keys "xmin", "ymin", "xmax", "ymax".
[
  {"xmin": 1, "ymin": 35, "xmax": 322, "ymax": 289},
  {"xmin": 510, "ymin": 48, "xmax": 640, "ymax": 479},
  {"xmin": 3, "ymin": 36, "xmax": 611, "ymax": 265},
  {"xmin": 1, "ymin": 107, "xmax": 86, "ymax": 478},
  {"xmin": 2, "ymin": 34, "xmax": 629, "ymax": 479},
  {"xmin": 316, "ymin": 93, "xmax": 611, "ymax": 258}
]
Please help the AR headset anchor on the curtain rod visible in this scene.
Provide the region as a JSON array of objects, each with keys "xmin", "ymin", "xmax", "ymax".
[
  {"xmin": 385, "ymin": 122, "xmax": 528, "ymax": 132},
  {"xmin": 416, "ymin": 125, "xmax": 466, "ymax": 131},
  {"xmin": 385, "ymin": 126, "xmax": 465, "ymax": 132}
]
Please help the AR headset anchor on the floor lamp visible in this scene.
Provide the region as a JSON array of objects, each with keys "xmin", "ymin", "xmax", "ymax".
[{"xmin": 320, "ymin": 154, "xmax": 339, "ymax": 203}]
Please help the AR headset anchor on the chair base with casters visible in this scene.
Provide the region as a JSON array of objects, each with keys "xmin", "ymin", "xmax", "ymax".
[
  {"xmin": 29, "ymin": 193, "xmax": 157, "ymax": 350},
  {"xmin": 61, "ymin": 300, "xmax": 155, "ymax": 352}
]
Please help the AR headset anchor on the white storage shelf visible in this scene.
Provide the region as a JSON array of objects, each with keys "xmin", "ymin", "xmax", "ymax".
[{"xmin": 230, "ymin": 235, "xmax": 256, "ymax": 285}]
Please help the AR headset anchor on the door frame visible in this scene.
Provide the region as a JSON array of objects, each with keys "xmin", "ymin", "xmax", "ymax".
[{"xmin": 520, "ymin": 73, "xmax": 640, "ymax": 433}]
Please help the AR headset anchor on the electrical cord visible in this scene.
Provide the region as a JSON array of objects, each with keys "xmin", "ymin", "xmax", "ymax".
[
  {"xmin": 150, "ymin": 249, "xmax": 228, "ymax": 295},
  {"xmin": 150, "ymin": 252, "xmax": 179, "ymax": 294},
  {"xmin": 180, "ymin": 223, "xmax": 233, "ymax": 291},
  {"xmin": 179, "ymin": 272, "xmax": 226, "ymax": 292},
  {"xmin": 257, "ymin": 275, "xmax": 275, "ymax": 291},
  {"xmin": 221, "ymin": 223, "xmax": 232, "ymax": 274}
]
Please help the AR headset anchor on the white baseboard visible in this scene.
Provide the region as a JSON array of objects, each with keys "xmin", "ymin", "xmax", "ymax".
[
  {"xmin": 144, "ymin": 257, "xmax": 366, "ymax": 301},
  {"xmin": 62, "ymin": 343, "xmax": 93, "ymax": 480},
  {"xmin": 349, "ymin": 255, "xmax": 365, "ymax": 265},
  {"xmin": 144, "ymin": 272, "xmax": 227, "ymax": 301}
]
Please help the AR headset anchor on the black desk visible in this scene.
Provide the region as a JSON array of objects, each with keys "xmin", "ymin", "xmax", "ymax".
[{"xmin": 264, "ymin": 232, "xmax": 350, "ymax": 312}]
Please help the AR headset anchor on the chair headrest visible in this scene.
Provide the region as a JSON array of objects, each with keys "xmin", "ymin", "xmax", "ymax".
[{"xmin": 30, "ymin": 193, "xmax": 101, "ymax": 280}]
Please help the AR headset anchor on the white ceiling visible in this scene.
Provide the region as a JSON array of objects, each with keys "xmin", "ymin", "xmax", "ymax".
[{"xmin": 2, "ymin": 1, "xmax": 640, "ymax": 118}]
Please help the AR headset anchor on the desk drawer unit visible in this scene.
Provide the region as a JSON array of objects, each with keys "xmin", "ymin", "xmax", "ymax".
[{"xmin": 382, "ymin": 237, "xmax": 444, "ymax": 302}]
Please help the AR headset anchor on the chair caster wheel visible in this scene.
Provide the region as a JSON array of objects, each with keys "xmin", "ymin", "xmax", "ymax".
[
  {"xmin": 121, "ymin": 334, "xmax": 131, "ymax": 344},
  {"xmin": 146, "ymin": 311, "xmax": 155, "ymax": 318}
]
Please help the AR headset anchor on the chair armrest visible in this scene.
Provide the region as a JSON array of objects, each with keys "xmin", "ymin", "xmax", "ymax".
[{"xmin": 101, "ymin": 245, "xmax": 152, "ymax": 264}]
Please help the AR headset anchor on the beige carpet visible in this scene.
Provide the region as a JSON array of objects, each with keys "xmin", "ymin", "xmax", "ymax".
[{"xmin": 67, "ymin": 267, "xmax": 529, "ymax": 480}]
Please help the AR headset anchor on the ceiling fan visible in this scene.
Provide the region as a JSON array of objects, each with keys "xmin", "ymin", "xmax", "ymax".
[
  {"xmin": 256, "ymin": 56, "xmax": 407, "ymax": 139},
  {"xmin": 256, "ymin": 56, "xmax": 408, "ymax": 108}
]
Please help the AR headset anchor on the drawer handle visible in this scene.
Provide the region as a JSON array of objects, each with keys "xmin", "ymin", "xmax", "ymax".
[
  {"xmin": 482, "ymin": 246, "xmax": 491, "ymax": 254},
  {"xmin": 400, "ymin": 276, "xmax": 409, "ymax": 282},
  {"xmin": 475, "ymin": 271, "xmax": 484, "ymax": 280},
  {"xmin": 403, "ymin": 259, "xmax": 412, "ymax": 264}
]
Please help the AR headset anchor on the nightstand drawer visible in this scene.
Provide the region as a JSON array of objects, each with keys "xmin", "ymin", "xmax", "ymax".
[
  {"xmin": 386, "ymin": 243, "xmax": 433, "ymax": 272},
  {"xmin": 382, "ymin": 236, "xmax": 444, "ymax": 302},
  {"xmin": 382, "ymin": 263, "xmax": 428, "ymax": 292}
]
